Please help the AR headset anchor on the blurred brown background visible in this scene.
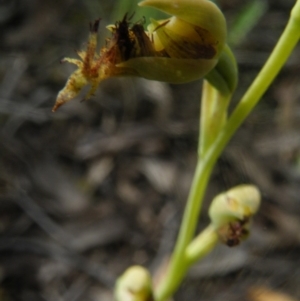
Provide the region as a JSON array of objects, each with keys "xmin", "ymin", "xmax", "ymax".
[{"xmin": 0, "ymin": 0, "xmax": 300, "ymax": 300}]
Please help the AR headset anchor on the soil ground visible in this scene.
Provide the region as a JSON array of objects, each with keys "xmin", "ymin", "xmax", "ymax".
[{"xmin": 0, "ymin": 1, "xmax": 300, "ymax": 301}]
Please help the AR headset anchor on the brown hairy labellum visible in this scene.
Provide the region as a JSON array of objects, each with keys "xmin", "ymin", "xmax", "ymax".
[{"xmin": 53, "ymin": 15, "xmax": 156, "ymax": 112}]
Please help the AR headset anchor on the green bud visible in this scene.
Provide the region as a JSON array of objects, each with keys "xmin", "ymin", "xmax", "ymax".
[
  {"xmin": 115, "ymin": 266, "xmax": 153, "ymax": 301},
  {"xmin": 208, "ymin": 185, "xmax": 261, "ymax": 246}
]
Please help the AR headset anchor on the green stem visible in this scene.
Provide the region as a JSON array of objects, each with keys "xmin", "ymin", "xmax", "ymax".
[
  {"xmin": 185, "ymin": 224, "xmax": 218, "ymax": 266},
  {"xmin": 200, "ymin": 82, "xmax": 230, "ymax": 157},
  {"xmin": 211, "ymin": 4, "xmax": 300, "ymax": 163},
  {"xmin": 155, "ymin": 155, "xmax": 215, "ymax": 301},
  {"xmin": 200, "ymin": 81, "xmax": 216, "ymax": 156},
  {"xmin": 200, "ymin": 81, "xmax": 219, "ymax": 157},
  {"xmin": 200, "ymin": 44, "xmax": 238, "ymax": 157},
  {"xmin": 155, "ymin": 4, "xmax": 300, "ymax": 301}
]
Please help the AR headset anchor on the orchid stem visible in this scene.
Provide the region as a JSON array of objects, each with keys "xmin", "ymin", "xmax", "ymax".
[{"xmin": 155, "ymin": 2, "xmax": 300, "ymax": 301}]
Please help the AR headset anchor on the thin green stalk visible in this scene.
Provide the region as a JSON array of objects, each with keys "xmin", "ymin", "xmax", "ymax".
[
  {"xmin": 155, "ymin": 155, "xmax": 215, "ymax": 301},
  {"xmin": 200, "ymin": 80, "xmax": 218, "ymax": 156},
  {"xmin": 185, "ymin": 224, "xmax": 219, "ymax": 266},
  {"xmin": 200, "ymin": 81, "xmax": 231, "ymax": 157},
  {"xmin": 155, "ymin": 3, "xmax": 300, "ymax": 301},
  {"xmin": 200, "ymin": 44, "xmax": 238, "ymax": 157},
  {"xmin": 210, "ymin": 3, "xmax": 300, "ymax": 164}
]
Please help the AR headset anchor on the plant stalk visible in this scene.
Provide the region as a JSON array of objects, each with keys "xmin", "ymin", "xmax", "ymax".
[{"xmin": 154, "ymin": 3, "xmax": 300, "ymax": 301}]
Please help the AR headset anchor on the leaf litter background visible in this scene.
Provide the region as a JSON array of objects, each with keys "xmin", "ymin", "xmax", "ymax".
[{"xmin": 0, "ymin": 0, "xmax": 300, "ymax": 301}]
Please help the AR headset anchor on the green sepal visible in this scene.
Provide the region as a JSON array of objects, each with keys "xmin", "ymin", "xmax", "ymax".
[{"xmin": 205, "ymin": 44, "xmax": 238, "ymax": 96}]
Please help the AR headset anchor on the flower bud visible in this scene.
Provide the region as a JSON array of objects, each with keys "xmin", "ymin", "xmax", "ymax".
[
  {"xmin": 115, "ymin": 266, "xmax": 153, "ymax": 301},
  {"xmin": 208, "ymin": 185, "xmax": 261, "ymax": 246}
]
